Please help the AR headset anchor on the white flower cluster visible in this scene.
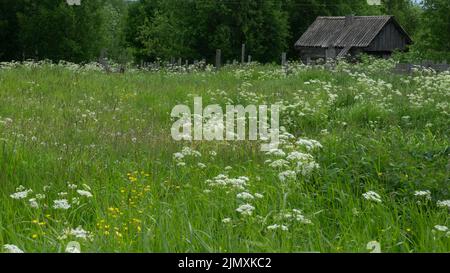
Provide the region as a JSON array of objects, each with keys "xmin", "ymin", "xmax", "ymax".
[
  {"xmin": 173, "ymin": 146, "xmax": 202, "ymax": 167},
  {"xmin": 414, "ymin": 190, "xmax": 432, "ymax": 204},
  {"xmin": 264, "ymin": 129, "xmax": 321, "ymax": 182},
  {"xmin": 10, "ymin": 183, "xmax": 93, "ymax": 210},
  {"xmin": 236, "ymin": 204, "xmax": 255, "ymax": 216},
  {"xmin": 206, "ymin": 174, "xmax": 249, "ymax": 190},
  {"xmin": 436, "ymin": 200, "xmax": 450, "ymax": 209},
  {"xmin": 2, "ymin": 244, "xmax": 24, "ymax": 253},
  {"xmin": 267, "ymin": 209, "xmax": 312, "ymax": 231},
  {"xmin": 59, "ymin": 226, "xmax": 93, "ymax": 241},
  {"xmin": 362, "ymin": 191, "xmax": 382, "ymax": 203}
]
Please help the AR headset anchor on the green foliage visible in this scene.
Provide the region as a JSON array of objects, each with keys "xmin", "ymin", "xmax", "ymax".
[
  {"xmin": 0, "ymin": 61, "xmax": 449, "ymax": 252},
  {"xmin": 0, "ymin": 0, "xmax": 449, "ymax": 63}
]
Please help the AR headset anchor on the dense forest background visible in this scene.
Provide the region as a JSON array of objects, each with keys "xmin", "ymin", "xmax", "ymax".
[{"xmin": 0, "ymin": 0, "xmax": 449, "ymax": 64}]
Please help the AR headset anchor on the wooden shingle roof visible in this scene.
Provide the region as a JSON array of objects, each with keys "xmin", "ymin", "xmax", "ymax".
[{"xmin": 294, "ymin": 16, "xmax": 411, "ymax": 48}]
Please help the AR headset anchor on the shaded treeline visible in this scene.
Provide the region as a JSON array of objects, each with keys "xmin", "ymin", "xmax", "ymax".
[{"xmin": 0, "ymin": 0, "xmax": 449, "ymax": 63}]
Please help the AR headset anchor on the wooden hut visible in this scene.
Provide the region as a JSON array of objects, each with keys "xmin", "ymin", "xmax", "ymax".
[{"xmin": 294, "ymin": 15, "xmax": 412, "ymax": 63}]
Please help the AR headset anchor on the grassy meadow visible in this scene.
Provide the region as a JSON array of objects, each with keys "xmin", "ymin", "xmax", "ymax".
[{"xmin": 0, "ymin": 59, "xmax": 449, "ymax": 253}]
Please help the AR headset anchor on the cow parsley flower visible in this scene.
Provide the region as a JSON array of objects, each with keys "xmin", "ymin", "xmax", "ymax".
[
  {"xmin": 77, "ymin": 190, "xmax": 93, "ymax": 198},
  {"xmin": 237, "ymin": 192, "xmax": 254, "ymax": 200},
  {"xmin": 414, "ymin": 190, "xmax": 431, "ymax": 200},
  {"xmin": 292, "ymin": 209, "xmax": 312, "ymax": 224},
  {"xmin": 29, "ymin": 198, "xmax": 39, "ymax": 208},
  {"xmin": 286, "ymin": 151, "xmax": 313, "ymax": 161},
  {"xmin": 269, "ymin": 159, "xmax": 289, "ymax": 168},
  {"xmin": 266, "ymin": 148, "xmax": 286, "ymax": 157},
  {"xmin": 10, "ymin": 188, "xmax": 32, "ymax": 200},
  {"xmin": 236, "ymin": 204, "xmax": 255, "ymax": 216},
  {"xmin": 53, "ymin": 199, "xmax": 71, "ymax": 210},
  {"xmin": 35, "ymin": 193, "xmax": 46, "ymax": 199},
  {"xmin": 296, "ymin": 138, "xmax": 322, "ymax": 151},
  {"xmin": 3, "ymin": 244, "xmax": 24, "ymax": 253},
  {"xmin": 278, "ymin": 170, "xmax": 296, "ymax": 182},
  {"xmin": 65, "ymin": 241, "xmax": 81, "ymax": 253},
  {"xmin": 433, "ymin": 225, "xmax": 448, "ymax": 232},
  {"xmin": 362, "ymin": 191, "xmax": 382, "ymax": 203},
  {"xmin": 437, "ymin": 200, "xmax": 450, "ymax": 209},
  {"xmin": 267, "ymin": 224, "xmax": 288, "ymax": 231}
]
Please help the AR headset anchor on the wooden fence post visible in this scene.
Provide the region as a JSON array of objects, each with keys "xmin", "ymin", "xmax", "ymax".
[
  {"xmin": 281, "ymin": 52, "xmax": 287, "ymax": 67},
  {"xmin": 241, "ymin": 44, "xmax": 246, "ymax": 64},
  {"xmin": 281, "ymin": 52, "xmax": 287, "ymax": 73},
  {"xmin": 215, "ymin": 49, "xmax": 221, "ymax": 70},
  {"xmin": 248, "ymin": 55, "xmax": 252, "ymax": 64}
]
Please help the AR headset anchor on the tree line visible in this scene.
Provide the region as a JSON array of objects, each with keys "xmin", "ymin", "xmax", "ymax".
[{"xmin": 0, "ymin": 0, "xmax": 449, "ymax": 63}]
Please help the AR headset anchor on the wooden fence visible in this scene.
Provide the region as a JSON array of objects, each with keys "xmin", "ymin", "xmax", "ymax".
[{"xmin": 394, "ymin": 61, "xmax": 449, "ymax": 74}]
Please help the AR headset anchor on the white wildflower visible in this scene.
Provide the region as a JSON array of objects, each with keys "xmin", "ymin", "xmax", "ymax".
[
  {"xmin": 237, "ymin": 192, "xmax": 254, "ymax": 200},
  {"xmin": 437, "ymin": 200, "xmax": 450, "ymax": 209},
  {"xmin": 434, "ymin": 225, "xmax": 448, "ymax": 232},
  {"xmin": 278, "ymin": 170, "xmax": 296, "ymax": 182},
  {"xmin": 266, "ymin": 148, "xmax": 286, "ymax": 157},
  {"xmin": 3, "ymin": 244, "xmax": 24, "ymax": 253},
  {"xmin": 65, "ymin": 241, "xmax": 81, "ymax": 253},
  {"xmin": 366, "ymin": 241, "xmax": 381, "ymax": 253},
  {"xmin": 286, "ymin": 151, "xmax": 313, "ymax": 161},
  {"xmin": 414, "ymin": 190, "xmax": 431, "ymax": 200},
  {"xmin": 269, "ymin": 159, "xmax": 289, "ymax": 168},
  {"xmin": 53, "ymin": 199, "xmax": 71, "ymax": 210},
  {"xmin": 296, "ymin": 138, "xmax": 322, "ymax": 151},
  {"xmin": 35, "ymin": 193, "xmax": 46, "ymax": 199},
  {"xmin": 76, "ymin": 190, "xmax": 93, "ymax": 198},
  {"xmin": 236, "ymin": 204, "xmax": 255, "ymax": 216},
  {"xmin": 254, "ymin": 193, "xmax": 264, "ymax": 199},
  {"xmin": 292, "ymin": 209, "xmax": 312, "ymax": 224},
  {"xmin": 362, "ymin": 191, "xmax": 382, "ymax": 203},
  {"xmin": 267, "ymin": 224, "xmax": 288, "ymax": 231},
  {"xmin": 29, "ymin": 198, "xmax": 39, "ymax": 208},
  {"xmin": 222, "ymin": 218, "xmax": 231, "ymax": 224},
  {"xmin": 10, "ymin": 189, "xmax": 32, "ymax": 200}
]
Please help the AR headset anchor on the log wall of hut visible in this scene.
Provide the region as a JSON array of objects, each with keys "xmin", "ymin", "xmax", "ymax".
[{"xmin": 364, "ymin": 22, "xmax": 409, "ymax": 53}]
